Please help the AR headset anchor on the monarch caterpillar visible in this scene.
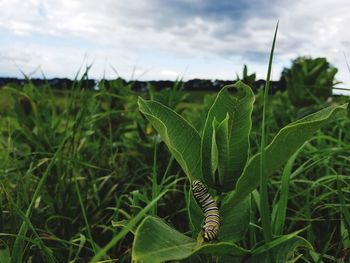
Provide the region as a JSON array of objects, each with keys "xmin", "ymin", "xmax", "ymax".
[{"xmin": 192, "ymin": 180, "xmax": 220, "ymax": 241}]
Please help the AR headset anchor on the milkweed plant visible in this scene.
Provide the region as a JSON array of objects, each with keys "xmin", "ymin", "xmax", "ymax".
[
  {"xmin": 133, "ymin": 29, "xmax": 350, "ymax": 263},
  {"xmin": 135, "ymin": 79, "xmax": 349, "ymax": 262}
]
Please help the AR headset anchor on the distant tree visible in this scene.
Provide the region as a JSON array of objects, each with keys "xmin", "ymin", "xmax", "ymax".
[{"xmin": 281, "ymin": 57, "xmax": 339, "ymax": 107}]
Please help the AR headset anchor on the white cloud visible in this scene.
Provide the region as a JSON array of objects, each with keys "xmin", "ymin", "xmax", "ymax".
[
  {"xmin": 160, "ymin": 69, "xmax": 180, "ymax": 78},
  {"xmin": 0, "ymin": 0, "xmax": 349, "ymax": 92}
]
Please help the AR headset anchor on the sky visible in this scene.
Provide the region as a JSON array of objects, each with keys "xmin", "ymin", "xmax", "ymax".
[{"xmin": 1, "ymin": 0, "xmax": 350, "ymax": 93}]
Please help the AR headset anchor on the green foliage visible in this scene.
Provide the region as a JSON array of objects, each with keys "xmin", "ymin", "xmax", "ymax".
[
  {"xmin": 228, "ymin": 100, "xmax": 349, "ymax": 209},
  {"xmin": 138, "ymin": 99, "xmax": 202, "ymax": 180},
  {"xmin": 247, "ymin": 233, "xmax": 312, "ymax": 263},
  {"xmin": 236, "ymin": 64, "xmax": 256, "ymax": 88},
  {"xmin": 282, "ymin": 57, "xmax": 339, "ymax": 107},
  {"xmin": 0, "ymin": 241, "xmax": 11, "ymax": 263},
  {"xmin": 272, "ymin": 146, "xmax": 304, "ymax": 235},
  {"xmin": 0, "ymin": 71, "xmax": 179, "ymax": 261},
  {"xmin": 132, "ymin": 216, "xmax": 249, "ymax": 263},
  {"xmin": 148, "ymin": 80, "xmax": 188, "ymax": 111},
  {"xmin": 218, "ymin": 195, "xmax": 250, "ymax": 243},
  {"xmin": 136, "ymin": 77, "xmax": 349, "ymax": 262},
  {"xmin": 0, "ymin": 62, "xmax": 349, "ymax": 262},
  {"xmin": 201, "ymin": 82, "xmax": 255, "ymax": 191},
  {"xmin": 91, "ymin": 191, "xmax": 167, "ymax": 262}
]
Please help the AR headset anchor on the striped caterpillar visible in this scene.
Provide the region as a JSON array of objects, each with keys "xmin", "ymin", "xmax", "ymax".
[{"xmin": 192, "ymin": 180, "xmax": 220, "ymax": 241}]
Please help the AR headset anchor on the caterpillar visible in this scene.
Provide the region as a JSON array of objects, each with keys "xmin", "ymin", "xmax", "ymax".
[{"xmin": 192, "ymin": 180, "xmax": 220, "ymax": 242}]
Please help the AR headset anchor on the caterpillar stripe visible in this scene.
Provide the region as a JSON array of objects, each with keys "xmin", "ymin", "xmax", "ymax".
[{"xmin": 192, "ymin": 180, "xmax": 220, "ymax": 241}]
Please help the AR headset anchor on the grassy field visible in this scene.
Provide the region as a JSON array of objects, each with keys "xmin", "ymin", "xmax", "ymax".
[{"xmin": 0, "ymin": 73, "xmax": 349, "ymax": 263}]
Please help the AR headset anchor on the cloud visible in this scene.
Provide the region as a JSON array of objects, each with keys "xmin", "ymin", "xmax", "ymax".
[{"xmin": 0, "ymin": 0, "xmax": 349, "ymax": 90}]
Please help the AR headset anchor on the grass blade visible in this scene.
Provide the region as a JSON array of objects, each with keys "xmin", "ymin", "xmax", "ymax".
[
  {"xmin": 12, "ymin": 138, "xmax": 68, "ymax": 263},
  {"xmin": 260, "ymin": 21, "xmax": 279, "ymax": 243},
  {"xmin": 273, "ymin": 143, "xmax": 306, "ymax": 235},
  {"xmin": 90, "ymin": 190, "xmax": 167, "ymax": 262}
]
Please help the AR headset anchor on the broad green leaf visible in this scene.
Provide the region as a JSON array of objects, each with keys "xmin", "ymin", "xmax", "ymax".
[
  {"xmin": 215, "ymin": 114, "xmax": 230, "ymax": 187},
  {"xmin": 133, "ymin": 216, "xmax": 195, "ymax": 263},
  {"xmin": 188, "ymin": 188, "xmax": 250, "ymax": 243},
  {"xmin": 211, "ymin": 118, "xmax": 220, "ymax": 176},
  {"xmin": 188, "ymin": 184, "xmax": 251, "ymax": 243},
  {"xmin": 132, "ymin": 216, "xmax": 249, "ymax": 263},
  {"xmin": 246, "ymin": 231, "xmax": 312, "ymax": 263},
  {"xmin": 226, "ymin": 103, "xmax": 349, "ymax": 208},
  {"xmin": 138, "ymin": 98, "xmax": 202, "ymax": 180},
  {"xmin": 194, "ymin": 242, "xmax": 249, "ymax": 256},
  {"xmin": 201, "ymin": 81, "xmax": 254, "ymax": 191},
  {"xmin": 187, "ymin": 188, "xmax": 203, "ymax": 238},
  {"xmin": 219, "ymin": 194, "xmax": 250, "ymax": 243}
]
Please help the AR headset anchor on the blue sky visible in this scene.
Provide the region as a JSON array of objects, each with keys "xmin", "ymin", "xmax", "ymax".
[{"xmin": 1, "ymin": 0, "xmax": 350, "ymax": 92}]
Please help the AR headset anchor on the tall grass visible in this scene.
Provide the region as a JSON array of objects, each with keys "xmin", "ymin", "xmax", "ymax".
[{"xmin": 0, "ymin": 67, "xmax": 349, "ymax": 262}]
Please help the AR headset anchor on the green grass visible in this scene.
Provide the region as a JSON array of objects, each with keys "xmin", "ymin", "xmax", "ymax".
[{"xmin": 0, "ymin": 72, "xmax": 349, "ymax": 262}]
